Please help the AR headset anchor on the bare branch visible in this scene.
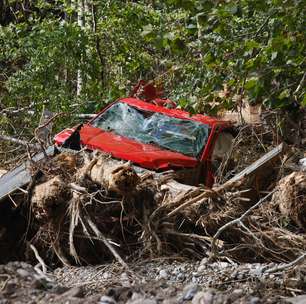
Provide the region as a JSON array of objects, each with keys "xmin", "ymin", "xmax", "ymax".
[
  {"xmin": 210, "ymin": 190, "xmax": 276, "ymax": 259},
  {"xmin": 265, "ymin": 252, "xmax": 306, "ymax": 274}
]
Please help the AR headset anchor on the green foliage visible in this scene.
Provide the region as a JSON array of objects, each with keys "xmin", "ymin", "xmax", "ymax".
[{"xmin": 0, "ymin": 0, "xmax": 305, "ymax": 137}]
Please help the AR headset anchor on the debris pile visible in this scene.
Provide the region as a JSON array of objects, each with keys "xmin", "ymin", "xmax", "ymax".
[{"xmin": 0, "ymin": 125, "xmax": 305, "ymax": 270}]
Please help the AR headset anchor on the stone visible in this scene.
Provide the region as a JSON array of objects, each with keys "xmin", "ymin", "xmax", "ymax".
[
  {"xmin": 286, "ymin": 295, "xmax": 306, "ymax": 304},
  {"xmin": 191, "ymin": 276, "xmax": 199, "ymax": 284},
  {"xmin": 249, "ymin": 267, "xmax": 263, "ymax": 277},
  {"xmin": 130, "ymin": 292, "xmax": 143, "ymax": 300},
  {"xmin": 127, "ymin": 299, "xmax": 157, "ymax": 304},
  {"xmin": 230, "ymin": 289, "xmax": 244, "ymax": 301},
  {"xmin": 299, "ymin": 158, "xmax": 306, "ymax": 171},
  {"xmin": 217, "ymin": 262, "xmax": 229, "ymax": 268},
  {"xmin": 16, "ymin": 269, "xmax": 31, "ymax": 278},
  {"xmin": 200, "ymin": 258, "xmax": 209, "ymax": 265},
  {"xmin": 197, "ymin": 265, "xmax": 206, "ymax": 273},
  {"xmin": 249, "ymin": 297, "xmax": 260, "ymax": 304},
  {"xmin": 60, "ymin": 287, "xmax": 84, "ymax": 298},
  {"xmin": 159, "ymin": 269, "xmax": 169, "ymax": 280},
  {"xmin": 99, "ymin": 295, "xmax": 117, "ymax": 304},
  {"xmin": 177, "ymin": 273, "xmax": 185, "ymax": 281},
  {"xmin": 192, "ymin": 291, "xmax": 214, "ymax": 304},
  {"xmin": 31, "ymin": 276, "xmax": 49, "ymax": 290},
  {"xmin": 162, "ymin": 298, "xmax": 178, "ymax": 304},
  {"xmin": 3, "ymin": 282, "xmax": 17, "ymax": 295},
  {"xmin": 183, "ymin": 284, "xmax": 199, "ymax": 301}
]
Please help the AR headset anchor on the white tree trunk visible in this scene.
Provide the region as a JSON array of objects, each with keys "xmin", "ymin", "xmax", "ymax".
[{"xmin": 76, "ymin": 0, "xmax": 84, "ymax": 97}]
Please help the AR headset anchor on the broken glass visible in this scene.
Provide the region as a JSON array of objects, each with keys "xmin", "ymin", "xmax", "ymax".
[{"xmin": 91, "ymin": 102, "xmax": 210, "ymax": 158}]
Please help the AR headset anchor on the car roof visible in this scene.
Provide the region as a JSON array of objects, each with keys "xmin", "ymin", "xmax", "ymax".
[{"xmin": 119, "ymin": 97, "xmax": 228, "ymax": 127}]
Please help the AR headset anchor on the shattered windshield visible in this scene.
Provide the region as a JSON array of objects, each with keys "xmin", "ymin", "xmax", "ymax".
[{"xmin": 91, "ymin": 102, "xmax": 210, "ymax": 158}]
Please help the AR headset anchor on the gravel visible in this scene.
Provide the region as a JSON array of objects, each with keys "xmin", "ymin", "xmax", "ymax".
[{"xmin": 1, "ymin": 260, "xmax": 306, "ymax": 303}]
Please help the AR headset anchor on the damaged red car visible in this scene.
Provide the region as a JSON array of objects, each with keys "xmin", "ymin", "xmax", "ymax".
[{"xmin": 55, "ymin": 83, "xmax": 233, "ymax": 187}]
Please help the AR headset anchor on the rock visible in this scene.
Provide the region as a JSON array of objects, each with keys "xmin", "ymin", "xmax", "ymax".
[
  {"xmin": 197, "ymin": 265, "xmax": 206, "ymax": 273},
  {"xmin": 192, "ymin": 291, "xmax": 214, "ymax": 304},
  {"xmin": 50, "ymin": 285, "xmax": 69, "ymax": 295},
  {"xmin": 299, "ymin": 158, "xmax": 306, "ymax": 171},
  {"xmin": 3, "ymin": 282, "xmax": 17, "ymax": 295},
  {"xmin": 249, "ymin": 297, "xmax": 260, "ymax": 304},
  {"xmin": 200, "ymin": 258, "xmax": 208, "ymax": 265},
  {"xmin": 16, "ymin": 269, "xmax": 31, "ymax": 278},
  {"xmin": 159, "ymin": 269, "xmax": 169, "ymax": 280},
  {"xmin": 249, "ymin": 266, "xmax": 263, "ymax": 277},
  {"xmin": 99, "ymin": 295, "xmax": 117, "ymax": 304},
  {"xmin": 162, "ymin": 298, "xmax": 178, "ymax": 304},
  {"xmin": 192, "ymin": 276, "xmax": 199, "ymax": 284},
  {"xmin": 127, "ymin": 299, "xmax": 157, "ymax": 304},
  {"xmin": 183, "ymin": 284, "xmax": 199, "ymax": 301},
  {"xmin": 215, "ymin": 262, "xmax": 230, "ymax": 269},
  {"xmin": 60, "ymin": 287, "xmax": 84, "ymax": 298},
  {"xmin": 31, "ymin": 276, "xmax": 49, "ymax": 290},
  {"xmin": 230, "ymin": 289, "xmax": 244, "ymax": 301},
  {"xmin": 177, "ymin": 273, "xmax": 185, "ymax": 281},
  {"xmin": 286, "ymin": 295, "xmax": 306, "ymax": 304},
  {"xmin": 130, "ymin": 292, "xmax": 143, "ymax": 301}
]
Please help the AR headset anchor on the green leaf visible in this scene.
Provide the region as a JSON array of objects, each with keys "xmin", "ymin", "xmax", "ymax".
[
  {"xmin": 271, "ymin": 51, "xmax": 278, "ymax": 60},
  {"xmin": 245, "ymin": 78, "xmax": 259, "ymax": 90},
  {"xmin": 278, "ymin": 89, "xmax": 290, "ymax": 100},
  {"xmin": 164, "ymin": 32, "xmax": 176, "ymax": 41},
  {"xmin": 141, "ymin": 24, "xmax": 153, "ymax": 37},
  {"xmin": 245, "ymin": 40, "xmax": 260, "ymax": 50}
]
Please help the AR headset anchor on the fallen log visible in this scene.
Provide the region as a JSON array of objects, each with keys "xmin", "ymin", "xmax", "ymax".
[{"xmin": 79, "ymin": 152, "xmax": 140, "ymax": 195}]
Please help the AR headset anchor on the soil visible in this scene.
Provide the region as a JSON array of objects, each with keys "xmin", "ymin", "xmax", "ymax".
[{"xmin": 1, "ymin": 259, "xmax": 305, "ymax": 304}]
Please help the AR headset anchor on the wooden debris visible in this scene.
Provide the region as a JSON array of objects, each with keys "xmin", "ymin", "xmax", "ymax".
[
  {"xmin": 31, "ymin": 176, "xmax": 71, "ymax": 221},
  {"xmin": 225, "ymin": 143, "xmax": 285, "ymax": 190},
  {"xmin": 87, "ymin": 154, "xmax": 139, "ymax": 194},
  {"xmin": 1, "ymin": 141, "xmax": 306, "ymax": 267},
  {"xmin": 272, "ymin": 171, "xmax": 306, "ymax": 230}
]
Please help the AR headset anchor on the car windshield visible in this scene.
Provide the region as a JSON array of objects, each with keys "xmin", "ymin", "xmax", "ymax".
[{"xmin": 91, "ymin": 102, "xmax": 210, "ymax": 158}]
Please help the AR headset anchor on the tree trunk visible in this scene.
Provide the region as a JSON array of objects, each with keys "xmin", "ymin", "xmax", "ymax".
[{"xmin": 76, "ymin": 0, "xmax": 84, "ymax": 97}]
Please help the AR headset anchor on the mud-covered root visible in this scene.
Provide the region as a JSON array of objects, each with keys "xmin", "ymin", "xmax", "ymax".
[
  {"xmin": 272, "ymin": 171, "xmax": 306, "ymax": 230},
  {"xmin": 31, "ymin": 176, "xmax": 71, "ymax": 221}
]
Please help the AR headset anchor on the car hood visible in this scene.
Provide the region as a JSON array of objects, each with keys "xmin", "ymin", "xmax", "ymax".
[{"xmin": 56, "ymin": 125, "xmax": 198, "ymax": 170}]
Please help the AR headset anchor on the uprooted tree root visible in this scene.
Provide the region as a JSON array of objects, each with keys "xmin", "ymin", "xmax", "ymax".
[{"xmin": 2, "ymin": 150, "xmax": 306, "ymax": 267}]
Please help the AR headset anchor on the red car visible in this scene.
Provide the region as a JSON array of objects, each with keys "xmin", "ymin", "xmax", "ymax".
[{"xmin": 54, "ymin": 85, "xmax": 232, "ymax": 187}]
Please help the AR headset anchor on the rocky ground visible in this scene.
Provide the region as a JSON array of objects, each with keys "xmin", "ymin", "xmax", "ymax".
[{"xmin": 1, "ymin": 259, "xmax": 306, "ymax": 304}]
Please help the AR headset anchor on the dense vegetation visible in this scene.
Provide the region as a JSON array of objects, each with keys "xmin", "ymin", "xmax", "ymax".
[{"xmin": 0, "ymin": 0, "xmax": 305, "ymax": 135}]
